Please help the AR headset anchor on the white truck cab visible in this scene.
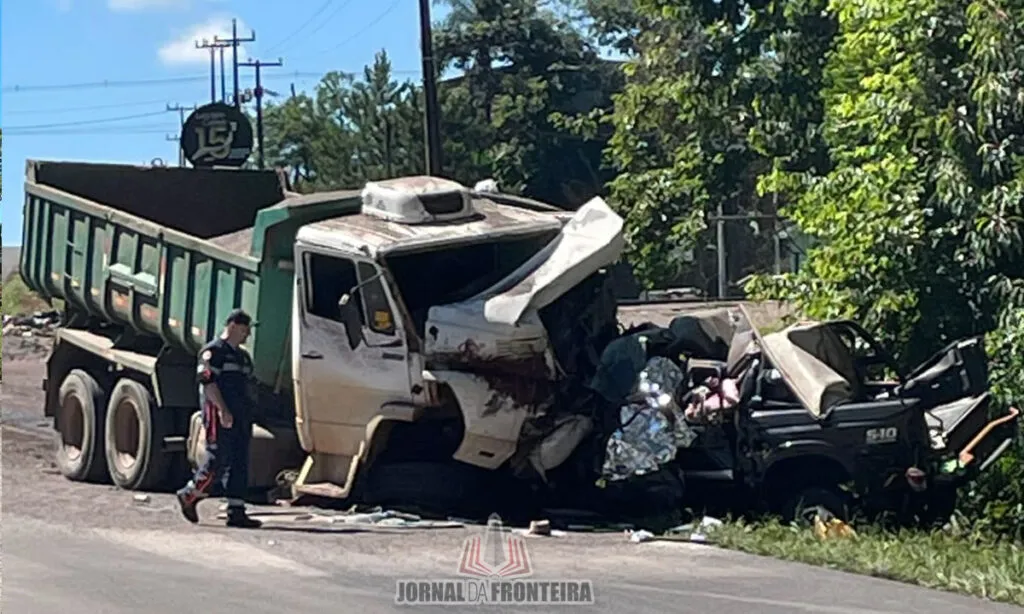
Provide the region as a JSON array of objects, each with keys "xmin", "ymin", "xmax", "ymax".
[{"xmin": 289, "ymin": 176, "xmax": 624, "ymax": 499}]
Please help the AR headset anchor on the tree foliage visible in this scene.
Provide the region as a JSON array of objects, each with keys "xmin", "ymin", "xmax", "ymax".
[
  {"xmin": 600, "ymin": 0, "xmax": 834, "ymax": 289},
  {"xmin": 262, "ymin": 51, "xmax": 425, "ymax": 191}
]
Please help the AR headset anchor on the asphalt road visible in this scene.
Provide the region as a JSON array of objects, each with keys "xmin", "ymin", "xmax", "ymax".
[
  {"xmin": 6, "ymin": 509, "xmax": 1023, "ymax": 614},
  {"xmin": 3, "ymin": 343, "xmax": 1023, "ymax": 614}
]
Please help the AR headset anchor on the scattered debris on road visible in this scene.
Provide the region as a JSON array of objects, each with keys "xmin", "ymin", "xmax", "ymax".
[{"xmin": 3, "ymin": 310, "xmax": 60, "ymax": 337}]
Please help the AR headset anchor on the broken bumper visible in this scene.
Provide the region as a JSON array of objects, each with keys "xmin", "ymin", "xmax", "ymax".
[{"xmin": 956, "ymin": 406, "xmax": 1020, "ymax": 473}]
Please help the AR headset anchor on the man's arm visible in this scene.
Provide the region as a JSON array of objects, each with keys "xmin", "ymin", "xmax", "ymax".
[{"xmin": 197, "ymin": 347, "xmax": 234, "ymax": 427}]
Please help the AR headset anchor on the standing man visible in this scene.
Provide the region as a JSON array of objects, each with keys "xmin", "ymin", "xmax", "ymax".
[{"xmin": 176, "ymin": 309, "xmax": 262, "ymax": 529}]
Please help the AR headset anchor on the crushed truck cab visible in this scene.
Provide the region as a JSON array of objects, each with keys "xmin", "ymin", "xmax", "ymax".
[{"xmin": 288, "ymin": 176, "xmax": 625, "ymax": 501}]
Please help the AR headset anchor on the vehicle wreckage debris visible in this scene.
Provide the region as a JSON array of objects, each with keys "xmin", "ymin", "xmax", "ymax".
[
  {"xmin": 2, "ymin": 311, "xmax": 60, "ymax": 337},
  {"xmin": 213, "ymin": 506, "xmax": 466, "ymax": 530}
]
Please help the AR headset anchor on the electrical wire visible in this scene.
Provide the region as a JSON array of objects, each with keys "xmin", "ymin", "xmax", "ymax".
[
  {"xmin": 262, "ymin": 0, "xmax": 338, "ymax": 55},
  {"xmin": 289, "ymin": 0, "xmax": 400, "ymax": 61},
  {"xmin": 298, "ymin": 0, "xmax": 358, "ymax": 45},
  {"xmin": 2, "ymin": 75, "xmax": 208, "ymax": 93},
  {"xmin": 2, "ymin": 71, "xmax": 328, "ymax": 94},
  {"xmin": 321, "ymin": 0, "xmax": 404, "ymax": 53},
  {"xmin": 5, "ymin": 125, "xmax": 176, "ymax": 136},
  {"xmin": 4, "ymin": 98, "xmax": 170, "ymax": 115},
  {"xmin": 5, "ymin": 110, "xmax": 172, "ymax": 131}
]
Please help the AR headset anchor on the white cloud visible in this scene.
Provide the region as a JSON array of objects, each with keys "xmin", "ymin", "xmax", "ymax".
[
  {"xmin": 158, "ymin": 17, "xmax": 249, "ymax": 66},
  {"xmin": 109, "ymin": 0, "xmax": 189, "ymax": 10}
]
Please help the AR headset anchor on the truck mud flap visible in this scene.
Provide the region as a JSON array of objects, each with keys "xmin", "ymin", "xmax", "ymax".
[{"xmin": 957, "ymin": 406, "xmax": 1020, "ymax": 471}]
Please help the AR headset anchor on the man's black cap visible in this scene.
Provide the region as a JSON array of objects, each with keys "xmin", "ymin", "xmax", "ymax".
[{"xmin": 225, "ymin": 308, "xmax": 256, "ymax": 327}]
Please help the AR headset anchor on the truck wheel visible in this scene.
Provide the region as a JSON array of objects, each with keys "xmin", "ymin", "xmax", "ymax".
[
  {"xmin": 782, "ymin": 486, "xmax": 850, "ymax": 526},
  {"xmin": 104, "ymin": 379, "xmax": 170, "ymax": 491},
  {"xmin": 54, "ymin": 369, "xmax": 108, "ymax": 483},
  {"xmin": 361, "ymin": 461, "xmax": 500, "ymax": 520}
]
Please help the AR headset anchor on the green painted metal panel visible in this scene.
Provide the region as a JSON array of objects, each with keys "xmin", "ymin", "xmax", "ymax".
[{"xmin": 20, "ymin": 161, "xmax": 366, "ymax": 390}]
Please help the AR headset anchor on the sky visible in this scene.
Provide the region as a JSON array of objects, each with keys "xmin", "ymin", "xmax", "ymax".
[{"xmin": 1, "ymin": 0, "xmax": 446, "ymax": 245}]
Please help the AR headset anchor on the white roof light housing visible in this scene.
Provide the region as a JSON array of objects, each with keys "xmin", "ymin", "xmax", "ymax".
[{"xmin": 361, "ymin": 176, "xmax": 477, "ymax": 224}]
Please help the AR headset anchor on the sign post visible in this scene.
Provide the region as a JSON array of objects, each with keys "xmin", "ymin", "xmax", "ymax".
[{"xmin": 179, "ymin": 102, "xmax": 254, "ymax": 168}]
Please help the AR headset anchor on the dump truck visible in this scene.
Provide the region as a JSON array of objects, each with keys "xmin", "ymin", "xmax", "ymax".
[{"xmin": 19, "ymin": 160, "xmax": 631, "ymax": 511}]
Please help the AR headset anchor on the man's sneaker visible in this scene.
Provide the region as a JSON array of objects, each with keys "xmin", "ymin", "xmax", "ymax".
[
  {"xmin": 225, "ymin": 509, "xmax": 262, "ymax": 529},
  {"xmin": 176, "ymin": 489, "xmax": 199, "ymax": 524}
]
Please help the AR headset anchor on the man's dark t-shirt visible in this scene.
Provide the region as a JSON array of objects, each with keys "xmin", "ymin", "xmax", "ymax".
[{"xmin": 196, "ymin": 338, "xmax": 255, "ymax": 418}]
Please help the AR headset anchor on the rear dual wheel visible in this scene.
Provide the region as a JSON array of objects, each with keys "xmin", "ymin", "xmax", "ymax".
[
  {"xmin": 54, "ymin": 369, "xmax": 108, "ymax": 482},
  {"xmin": 54, "ymin": 370, "xmax": 174, "ymax": 490},
  {"xmin": 104, "ymin": 379, "xmax": 172, "ymax": 491}
]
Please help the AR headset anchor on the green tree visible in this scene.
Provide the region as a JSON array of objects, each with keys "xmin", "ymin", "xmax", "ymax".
[
  {"xmin": 261, "ymin": 50, "xmax": 424, "ymax": 191},
  {"xmin": 599, "ymin": 1, "xmax": 835, "ymax": 290},
  {"xmin": 743, "ymin": 0, "xmax": 1024, "ymax": 537},
  {"xmin": 434, "ymin": 0, "xmax": 615, "ymax": 207}
]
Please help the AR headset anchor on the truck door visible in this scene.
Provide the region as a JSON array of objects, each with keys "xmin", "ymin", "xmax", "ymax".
[{"xmin": 293, "ymin": 247, "xmax": 412, "ymax": 459}]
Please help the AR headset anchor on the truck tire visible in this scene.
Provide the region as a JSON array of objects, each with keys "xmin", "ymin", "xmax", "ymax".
[
  {"xmin": 361, "ymin": 461, "xmax": 500, "ymax": 520},
  {"xmin": 54, "ymin": 369, "xmax": 108, "ymax": 483},
  {"xmin": 782, "ymin": 486, "xmax": 850, "ymax": 526},
  {"xmin": 104, "ymin": 378, "xmax": 171, "ymax": 491}
]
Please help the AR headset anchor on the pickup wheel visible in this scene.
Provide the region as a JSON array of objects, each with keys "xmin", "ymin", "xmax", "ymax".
[
  {"xmin": 54, "ymin": 370, "xmax": 109, "ymax": 483},
  {"xmin": 782, "ymin": 486, "xmax": 850, "ymax": 526},
  {"xmin": 104, "ymin": 379, "xmax": 171, "ymax": 491}
]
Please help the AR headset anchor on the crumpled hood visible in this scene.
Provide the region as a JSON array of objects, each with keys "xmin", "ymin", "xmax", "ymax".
[{"xmin": 423, "ymin": 197, "xmax": 625, "ymax": 369}]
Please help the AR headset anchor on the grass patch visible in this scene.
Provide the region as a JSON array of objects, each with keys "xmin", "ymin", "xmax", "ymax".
[
  {"xmin": 707, "ymin": 519, "xmax": 1024, "ymax": 605},
  {"xmin": 2, "ymin": 274, "xmax": 50, "ymax": 316}
]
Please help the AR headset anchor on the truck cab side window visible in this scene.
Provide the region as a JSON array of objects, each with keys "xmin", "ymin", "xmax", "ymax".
[
  {"xmin": 357, "ymin": 262, "xmax": 396, "ymax": 336},
  {"xmin": 305, "ymin": 253, "xmax": 362, "ymax": 324}
]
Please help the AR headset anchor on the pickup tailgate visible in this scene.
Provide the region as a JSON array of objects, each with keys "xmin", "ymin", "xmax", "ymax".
[{"xmin": 926, "ymin": 393, "xmax": 1020, "ymax": 472}]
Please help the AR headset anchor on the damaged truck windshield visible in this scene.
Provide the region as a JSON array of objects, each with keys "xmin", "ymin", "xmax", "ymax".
[
  {"xmin": 21, "ymin": 162, "xmax": 1020, "ymax": 533},
  {"xmin": 386, "ymin": 230, "xmax": 560, "ymax": 336}
]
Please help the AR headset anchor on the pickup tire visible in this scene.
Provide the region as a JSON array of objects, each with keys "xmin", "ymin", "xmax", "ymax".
[
  {"xmin": 104, "ymin": 379, "xmax": 171, "ymax": 491},
  {"xmin": 54, "ymin": 369, "xmax": 109, "ymax": 483},
  {"xmin": 782, "ymin": 486, "xmax": 850, "ymax": 526},
  {"xmin": 361, "ymin": 461, "xmax": 500, "ymax": 520}
]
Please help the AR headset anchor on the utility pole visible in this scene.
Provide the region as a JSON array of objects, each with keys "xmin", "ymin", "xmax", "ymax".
[
  {"xmin": 716, "ymin": 203, "xmax": 727, "ymax": 299},
  {"xmin": 165, "ymin": 134, "xmax": 184, "ymax": 167},
  {"xmin": 240, "ymin": 58, "xmax": 282, "ymax": 169},
  {"xmin": 166, "ymin": 103, "xmax": 196, "ymax": 167},
  {"xmin": 195, "ymin": 39, "xmax": 231, "ymax": 103},
  {"xmin": 219, "ymin": 47, "xmax": 227, "ymax": 102},
  {"xmin": 215, "ymin": 19, "xmax": 256, "ymax": 108},
  {"xmin": 418, "ymin": 0, "xmax": 443, "ymax": 176}
]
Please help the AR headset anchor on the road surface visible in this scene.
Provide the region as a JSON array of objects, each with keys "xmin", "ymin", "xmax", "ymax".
[{"xmin": 3, "ymin": 338, "xmax": 1021, "ymax": 613}]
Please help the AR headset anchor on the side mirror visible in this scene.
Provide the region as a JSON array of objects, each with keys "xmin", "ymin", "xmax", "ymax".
[{"xmin": 338, "ymin": 294, "xmax": 364, "ymax": 350}]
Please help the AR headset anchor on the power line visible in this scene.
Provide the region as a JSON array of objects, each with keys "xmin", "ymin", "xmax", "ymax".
[
  {"xmin": 2, "ymin": 71, "xmax": 327, "ymax": 94},
  {"xmin": 1, "ymin": 75, "xmax": 207, "ymax": 93},
  {"xmin": 316, "ymin": 0, "xmax": 404, "ymax": 55},
  {"xmin": 298, "ymin": 0, "xmax": 358, "ymax": 47},
  {"xmin": 6, "ymin": 109, "xmax": 172, "ymax": 131},
  {"xmin": 263, "ymin": 0, "xmax": 337, "ymax": 55},
  {"xmin": 3, "ymin": 98, "xmax": 169, "ymax": 115},
  {"xmin": 6, "ymin": 125, "xmax": 175, "ymax": 136}
]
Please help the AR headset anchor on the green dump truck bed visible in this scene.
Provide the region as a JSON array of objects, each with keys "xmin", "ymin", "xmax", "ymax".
[{"xmin": 20, "ymin": 160, "xmax": 363, "ymax": 389}]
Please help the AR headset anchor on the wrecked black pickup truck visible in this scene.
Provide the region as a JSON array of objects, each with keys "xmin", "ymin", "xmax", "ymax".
[{"xmin": 583, "ymin": 306, "xmax": 1021, "ymax": 528}]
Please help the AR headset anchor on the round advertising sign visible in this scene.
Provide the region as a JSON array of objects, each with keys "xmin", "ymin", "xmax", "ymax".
[{"xmin": 180, "ymin": 102, "xmax": 254, "ymax": 168}]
